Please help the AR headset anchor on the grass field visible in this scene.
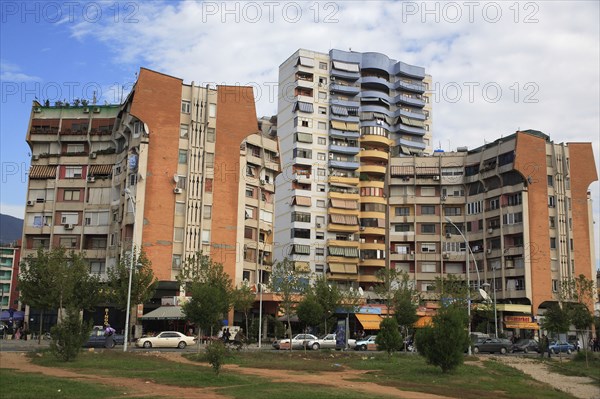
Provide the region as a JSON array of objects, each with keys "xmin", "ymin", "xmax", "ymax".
[{"xmin": 5, "ymin": 349, "xmax": 579, "ymax": 399}]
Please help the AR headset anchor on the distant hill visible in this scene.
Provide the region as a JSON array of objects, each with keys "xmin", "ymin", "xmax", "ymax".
[{"xmin": 0, "ymin": 214, "xmax": 23, "ymax": 245}]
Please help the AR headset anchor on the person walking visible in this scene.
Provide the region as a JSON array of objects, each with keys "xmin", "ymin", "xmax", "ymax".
[
  {"xmin": 540, "ymin": 334, "xmax": 550, "ymax": 358},
  {"xmin": 104, "ymin": 323, "xmax": 116, "ymax": 348}
]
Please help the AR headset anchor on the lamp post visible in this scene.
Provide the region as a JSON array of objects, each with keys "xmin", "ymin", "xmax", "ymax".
[
  {"xmin": 123, "ymin": 188, "xmax": 136, "ymax": 352},
  {"xmin": 491, "ymin": 267, "xmax": 498, "ymax": 338},
  {"xmin": 445, "ymin": 217, "xmax": 481, "ymax": 355}
]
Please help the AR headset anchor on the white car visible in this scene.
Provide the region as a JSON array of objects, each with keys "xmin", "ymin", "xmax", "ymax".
[
  {"xmin": 277, "ymin": 334, "xmax": 319, "ymax": 350},
  {"xmin": 354, "ymin": 335, "xmax": 378, "ymax": 351},
  {"xmin": 135, "ymin": 331, "xmax": 197, "ymax": 349},
  {"xmin": 308, "ymin": 333, "xmax": 357, "ymax": 350}
]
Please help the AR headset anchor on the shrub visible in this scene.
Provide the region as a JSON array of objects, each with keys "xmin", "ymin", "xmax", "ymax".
[
  {"xmin": 376, "ymin": 317, "xmax": 402, "ymax": 356},
  {"xmin": 205, "ymin": 340, "xmax": 228, "ymax": 375},
  {"xmin": 416, "ymin": 305, "xmax": 470, "ymax": 373},
  {"xmin": 49, "ymin": 308, "xmax": 92, "ymax": 362}
]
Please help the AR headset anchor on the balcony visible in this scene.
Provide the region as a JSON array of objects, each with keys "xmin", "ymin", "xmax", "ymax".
[
  {"xmin": 396, "ymin": 94, "xmax": 425, "ymax": 108},
  {"xmin": 360, "ymin": 242, "xmax": 386, "ymax": 251},
  {"xmin": 328, "ymin": 175, "xmax": 359, "ymax": 185},
  {"xmin": 359, "ymin": 258, "xmax": 385, "ymax": 267},
  {"xmin": 394, "ymin": 80, "xmax": 426, "ymax": 93},
  {"xmin": 359, "ymin": 149, "xmax": 388, "ymax": 162},
  {"xmin": 361, "ymin": 76, "xmax": 392, "ymax": 89},
  {"xmin": 328, "ymin": 223, "xmax": 359, "ymax": 233},
  {"xmin": 360, "ymin": 226, "xmax": 385, "ymax": 236},
  {"xmin": 360, "ymin": 164, "xmax": 386, "ymax": 174},
  {"xmin": 329, "ymin": 159, "xmax": 360, "ymax": 170},
  {"xmin": 329, "ymin": 144, "xmax": 360, "ymax": 155},
  {"xmin": 358, "ymin": 274, "xmax": 380, "ymax": 283},
  {"xmin": 397, "ymin": 108, "xmax": 426, "ymax": 121},
  {"xmin": 394, "ymin": 123, "xmax": 426, "ymax": 136},
  {"xmin": 329, "ymin": 83, "xmax": 360, "ymax": 95}
]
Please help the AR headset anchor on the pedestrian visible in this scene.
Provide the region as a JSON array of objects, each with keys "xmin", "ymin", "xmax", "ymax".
[
  {"xmin": 104, "ymin": 323, "xmax": 116, "ymax": 348},
  {"xmin": 540, "ymin": 334, "xmax": 550, "ymax": 358},
  {"xmin": 233, "ymin": 328, "xmax": 246, "ymax": 350},
  {"xmin": 223, "ymin": 328, "xmax": 230, "ymax": 343}
]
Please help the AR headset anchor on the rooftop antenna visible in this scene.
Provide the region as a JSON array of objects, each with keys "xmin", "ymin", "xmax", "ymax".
[{"xmin": 92, "ymin": 91, "xmax": 97, "ymax": 105}]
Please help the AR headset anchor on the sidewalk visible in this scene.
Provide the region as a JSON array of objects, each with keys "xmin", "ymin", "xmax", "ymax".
[{"xmin": 0, "ymin": 337, "xmax": 50, "ymax": 352}]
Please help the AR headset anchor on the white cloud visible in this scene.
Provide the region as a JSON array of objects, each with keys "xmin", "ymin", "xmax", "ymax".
[
  {"xmin": 0, "ymin": 203, "xmax": 24, "ymax": 219},
  {"xmin": 0, "ymin": 61, "xmax": 40, "ymax": 82},
  {"xmin": 68, "ymin": 0, "xmax": 600, "ymax": 266}
]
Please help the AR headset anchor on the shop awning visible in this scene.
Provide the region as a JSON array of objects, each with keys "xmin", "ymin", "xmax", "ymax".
[
  {"xmin": 29, "ymin": 165, "xmax": 57, "ymax": 179},
  {"xmin": 390, "ymin": 165, "xmax": 414, "ymax": 176},
  {"xmin": 504, "ymin": 322, "xmax": 539, "ymax": 330},
  {"xmin": 356, "ymin": 313, "xmax": 383, "ymax": 330},
  {"xmin": 413, "ymin": 316, "xmax": 433, "ymax": 328},
  {"xmin": 139, "ymin": 306, "xmax": 184, "ymax": 320},
  {"xmin": 293, "ymin": 196, "xmax": 311, "ymax": 206},
  {"xmin": 0, "ymin": 310, "xmax": 25, "ymax": 321}
]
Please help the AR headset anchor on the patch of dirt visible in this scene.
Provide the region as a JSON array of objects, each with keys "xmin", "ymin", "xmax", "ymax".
[{"xmin": 494, "ymin": 356, "xmax": 599, "ymax": 399}]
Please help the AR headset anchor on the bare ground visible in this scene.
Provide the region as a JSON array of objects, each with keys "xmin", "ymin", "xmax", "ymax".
[{"xmin": 1, "ymin": 351, "xmax": 597, "ymax": 399}]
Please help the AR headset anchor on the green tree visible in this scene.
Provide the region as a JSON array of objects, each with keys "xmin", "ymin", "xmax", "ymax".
[
  {"xmin": 559, "ymin": 274, "xmax": 595, "ymax": 353},
  {"xmin": 432, "ymin": 275, "xmax": 470, "ymax": 305},
  {"xmin": 49, "ymin": 307, "xmax": 92, "ymax": 362},
  {"xmin": 376, "ymin": 317, "xmax": 402, "ymax": 357},
  {"xmin": 312, "ymin": 276, "xmax": 343, "ymax": 333},
  {"xmin": 268, "ymin": 258, "xmax": 308, "ymax": 349},
  {"xmin": 375, "ymin": 267, "xmax": 405, "ymax": 314},
  {"xmin": 541, "ymin": 303, "xmax": 570, "ymax": 340},
  {"xmin": 416, "ymin": 304, "xmax": 470, "ymax": 373},
  {"xmin": 105, "ymin": 249, "xmax": 157, "ymax": 338},
  {"xmin": 177, "ymin": 252, "xmax": 233, "ymax": 338},
  {"xmin": 296, "ymin": 291, "xmax": 324, "ymax": 335},
  {"xmin": 232, "ymin": 284, "xmax": 255, "ymax": 341},
  {"xmin": 19, "ymin": 248, "xmax": 102, "ymax": 348},
  {"xmin": 392, "ymin": 272, "xmax": 419, "ymax": 348}
]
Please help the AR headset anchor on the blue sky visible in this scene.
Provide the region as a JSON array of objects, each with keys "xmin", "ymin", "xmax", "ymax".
[{"xmin": 1, "ymin": 1, "xmax": 599, "ymax": 267}]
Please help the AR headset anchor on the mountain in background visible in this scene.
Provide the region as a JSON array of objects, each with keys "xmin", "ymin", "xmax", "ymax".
[{"xmin": 0, "ymin": 214, "xmax": 23, "ymax": 245}]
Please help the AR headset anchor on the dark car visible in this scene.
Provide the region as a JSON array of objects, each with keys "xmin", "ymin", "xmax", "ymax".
[
  {"xmin": 473, "ymin": 338, "xmax": 513, "ymax": 354},
  {"xmin": 512, "ymin": 339, "xmax": 540, "ymax": 354},
  {"xmin": 83, "ymin": 326, "xmax": 125, "ymax": 348}
]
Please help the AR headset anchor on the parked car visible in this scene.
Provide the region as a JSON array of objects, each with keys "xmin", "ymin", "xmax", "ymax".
[
  {"xmin": 308, "ymin": 333, "xmax": 357, "ymax": 350},
  {"xmin": 135, "ymin": 331, "xmax": 197, "ymax": 349},
  {"xmin": 512, "ymin": 339, "xmax": 540, "ymax": 354},
  {"xmin": 549, "ymin": 341, "xmax": 575, "ymax": 354},
  {"xmin": 354, "ymin": 335, "xmax": 378, "ymax": 351},
  {"xmin": 472, "ymin": 338, "xmax": 513, "ymax": 354},
  {"xmin": 83, "ymin": 326, "xmax": 125, "ymax": 349},
  {"xmin": 276, "ymin": 334, "xmax": 319, "ymax": 350}
]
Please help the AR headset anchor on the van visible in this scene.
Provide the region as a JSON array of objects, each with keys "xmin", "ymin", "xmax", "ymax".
[{"xmin": 220, "ymin": 326, "xmax": 241, "ymax": 338}]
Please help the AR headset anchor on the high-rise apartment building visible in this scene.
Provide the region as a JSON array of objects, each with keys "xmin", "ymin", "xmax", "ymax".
[
  {"xmin": 388, "ymin": 130, "xmax": 597, "ymax": 330},
  {"xmin": 0, "ymin": 242, "xmax": 21, "ymax": 312},
  {"xmin": 22, "ymin": 68, "xmax": 279, "ymax": 326},
  {"xmin": 275, "ymin": 49, "xmax": 432, "ymax": 289}
]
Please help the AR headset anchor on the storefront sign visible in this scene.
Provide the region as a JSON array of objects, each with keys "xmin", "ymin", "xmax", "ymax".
[{"xmin": 504, "ymin": 315, "xmax": 531, "ymax": 323}]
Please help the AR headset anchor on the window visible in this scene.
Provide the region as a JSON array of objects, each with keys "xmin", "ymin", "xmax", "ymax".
[
  {"xmin": 421, "ymin": 263, "xmax": 437, "ymax": 273},
  {"xmin": 59, "ymin": 236, "xmax": 78, "ymax": 248},
  {"xmin": 205, "ymin": 178, "xmax": 213, "ymax": 192},
  {"xmin": 245, "ymin": 186, "xmax": 255, "ymax": 198},
  {"xmin": 488, "ymin": 197, "xmax": 500, "ymax": 210},
  {"xmin": 181, "ymin": 100, "xmax": 191, "ymax": 114},
  {"xmin": 175, "ymin": 175, "xmax": 186, "ymax": 190},
  {"xmin": 319, "ymin": 62, "xmax": 327, "ymax": 70},
  {"xmin": 172, "ymin": 255, "xmax": 182, "ymax": 270},
  {"xmin": 291, "ymin": 228, "xmax": 311, "ymax": 239},
  {"xmin": 444, "ymin": 207, "xmax": 462, "ymax": 216},
  {"xmin": 318, "ymin": 91, "xmax": 327, "ymax": 100},
  {"xmin": 31, "ymin": 214, "xmax": 52, "ymax": 227},
  {"xmin": 292, "ymin": 212, "xmax": 311, "ymax": 223},
  {"xmin": 317, "ymin": 168, "xmax": 326, "ymax": 176},
  {"xmin": 316, "ymin": 232, "xmax": 324, "ymax": 240},
  {"xmin": 178, "ymin": 150, "xmax": 188, "ymax": 164},
  {"xmin": 173, "ymin": 228, "xmax": 184, "ymax": 242},
  {"xmin": 506, "ymin": 192, "xmax": 522, "ymax": 206},
  {"xmin": 244, "ymin": 227, "xmax": 255, "ymax": 240},
  {"xmin": 395, "ymin": 207, "xmax": 410, "ymax": 216},
  {"xmin": 503, "ymin": 212, "xmax": 523, "ymax": 225},
  {"xmin": 208, "ymin": 104, "xmax": 217, "ymax": 118},
  {"xmin": 549, "ymin": 216, "xmax": 555, "ymax": 228},
  {"xmin": 547, "ymin": 175, "xmax": 554, "ymax": 187},
  {"xmin": 63, "ymin": 189, "xmax": 80, "ymax": 201},
  {"xmin": 552, "ymin": 279, "xmax": 558, "ymax": 292},
  {"xmin": 84, "ymin": 211, "xmax": 109, "ymax": 226},
  {"xmin": 421, "ymin": 243, "xmax": 437, "ymax": 253},
  {"xmin": 420, "ymin": 187, "xmax": 435, "ymax": 197},
  {"xmin": 318, "ymin": 76, "xmax": 327, "ymax": 85},
  {"xmin": 421, "ymin": 205, "xmax": 435, "ymax": 215},
  {"xmin": 203, "ymin": 205, "xmax": 211, "ymax": 219},
  {"xmin": 201, "ymin": 229, "xmax": 210, "ymax": 243},
  {"xmin": 205, "ymin": 153, "xmax": 214, "ymax": 168},
  {"xmin": 421, "ymin": 224, "xmax": 436, "ymax": 234},
  {"xmin": 88, "ymin": 236, "xmax": 107, "ymax": 249},
  {"xmin": 65, "ymin": 166, "xmax": 83, "ymax": 178},
  {"xmin": 32, "ymin": 237, "xmax": 50, "ymax": 249},
  {"xmin": 316, "ymin": 200, "xmax": 326, "ymax": 208},
  {"xmin": 317, "ymin": 137, "xmax": 326, "ymax": 145},
  {"xmin": 318, "ymin": 122, "xmax": 327, "ymax": 130},
  {"xmin": 318, "ymin": 106, "xmax": 326, "ymax": 115},
  {"xmin": 394, "ymin": 224, "xmax": 412, "ymax": 232},
  {"xmin": 175, "ymin": 202, "xmax": 185, "ymax": 215},
  {"xmin": 467, "ymin": 201, "xmax": 483, "ymax": 215},
  {"xmin": 89, "ymin": 261, "xmax": 105, "ymax": 275},
  {"xmin": 180, "ymin": 124, "xmax": 189, "ymax": 138},
  {"xmin": 128, "ymin": 174, "xmax": 137, "ymax": 187},
  {"xmin": 293, "ymin": 148, "xmax": 312, "ymax": 159},
  {"xmin": 317, "ymin": 152, "xmax": 326, "ymax": 161},
  {"xmin": 206, "ymin": 127, "xmax": 215, "ymax": 142},
  {"xmin": 295, "ymin": 132, "xmax": 313, "ymax": 143},
  {"xmin": 66, "ymin": 144, "xmax": 84, "ymax": 154},
  {"xmin": 550, "ymin": 237, "xmax": 556, "ymax": 249},
  {"xmin": 315, "ymin": 247, "xmax": 325, "ymax": 256}
]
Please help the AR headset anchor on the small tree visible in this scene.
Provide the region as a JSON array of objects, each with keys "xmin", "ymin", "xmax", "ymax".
[
  {"xmin": 296, "ymin": 291, "xmax": 324, "ymax": 335},
  {"xmin": 205, "ymin": 340, "xmax": 228, "ymax": 375},
  {"xmin": 376, "ymin": 317, "xmax": 402, "ymax": 357},
  {"xmin": 232, "ymin": 284, "xmax": 255, "ymax": 341},
  {"xmin": 49, "ymin": 307, "xmax": 93, "ymax": 362},
  {"xmin": 312, "ymin": 276, "xmax": 343, "ymax": 333},
  {"xmin": 416, "ymin": 304, "xmax": 470, "ymax": 373},
  {"xmin": 268, "ymin": 258, "xmax": 308, "ymax": 350},
  {"xmin": 541, "ymin": 303, "xmax": 570, "ymax": 350},
  {"xmin": 177, "ymin": 252, "xmax": 233, "ymax": 339},
  {"xmin": 392, "ymin": 272, "xmax": 419, "ymax": 348}
]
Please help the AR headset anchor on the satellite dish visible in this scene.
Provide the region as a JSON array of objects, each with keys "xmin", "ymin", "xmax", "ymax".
[
  {"xmin": 173, "ymin": 174, "xmax": 179, "ymax": 183},
  {"xmin": 143, "ymin": 122, "xmax": 149, "ymax": 135},
  {"xmin": 358, "ymin": 287, "xmax": 364, "ymax": 296},
  {"xmin": 479, "ymin": 288, "xmax": 489, "ymax": 301}
]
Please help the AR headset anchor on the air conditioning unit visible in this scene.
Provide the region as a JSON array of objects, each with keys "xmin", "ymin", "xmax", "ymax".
[
  {"xmin": 443, "ymin": 253, "xmax": 450, "ymax": 259},
  {"xmin": 260, "ymin": 179, "xmax": 266, "ymax": 185},
  {"xmin": 445, "ymin": 233, "xmax": 451, "ymax": 238},
  {"xmin": 26, "ymin": 200, "xmax": 34, "ymax": 206},
  {"xmin": 410, "ymin": 250, "xmax": 415, "ymax": 255},
  {"xmin": 441, "ymin": 195, "xmax": 447, "ymax": 201},
  {"xmin": 433, "ymin": 176, "xmax": 440, "ymax": 181},
  {"xmin": 87, "ymin": 176, "xmax": 96, "ymax": 183},
  {"xmin": 486, "ymin": 248, "xmax": 492, "ymax": 254},
  {"xmin": 83, "ymin": 107, "xmax": 90, "ymax": 113},
  {"xmin": 64, "ymin": 224, "xmax": 74, "ymax": 230},
  {"xmin": 93, "ymin": 107, "xmax": 101, "ymax": 113},
  {"xmin": 316, "ymin": 223, "xmax": 322, "ymax": 228},
  {"xmin": 32, "ymin": 154, "xmax": 39, "ymax": 161},
  {"xmin": 328, "ymin": 153, "xmax": 334, "ymax": 159},
  {"xmin": 487, "ymin": 228, "xmax": 493, "ymax": 234},
  {"xmin": 33, "ymin": 107, "xmax": 42, "ymax": 113},
  {"xmin": 359, "ymin": 226, "xmax": 365, "ymax": 231},
  {"xmin": 173, "ymin": 188, "xmax": 183, "ymax": 194},
  {"xmin": 89, "ymin": 152, "xmax": 97, "ymax": 159}
]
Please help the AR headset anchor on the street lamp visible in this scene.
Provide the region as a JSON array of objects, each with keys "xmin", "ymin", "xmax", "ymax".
[
  {"xmin": 481, "ymin": 282, "xmax": 498, "ymax": 338},
  {"xmin": 445, "ymin": 217, "xmax": 481, "ymax": 355},
  {"xmin": 123, "ymin": 188, "xmax": 136, "ymax": 352}
]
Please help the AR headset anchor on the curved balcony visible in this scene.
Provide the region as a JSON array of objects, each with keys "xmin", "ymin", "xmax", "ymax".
[
  {"xmin": 396, "ymin": 108, "xmax": 426, "ymax": 121},
  {"xmin": 361, "ymin": 90, "xmax": 394, "ymax": 105},
  {"xmin": 358, "ymin": 274, "xmax": 380, "ymax": 283},
  {"xmin": 358, "ymin": 181, "xmax": 385, "ymax": 190},
  {"xmin": 359, "ymin": 210, "xmax": 385, "ymax": 219},
  {"xmin": 329, "ymin": 159, "xmax": 359, "ymax": 170},
  {"xmin": 329, "ymin": 143, "xmax": 361, "ymax": 155},
  {"xmin": 395, "ymin": 137, "xmax": 426, "ymax": 150},
  {"xmin": 394, "ymin": 80, "xmax": 426, "ymax": 94},
  {"xmin": 358, "ymin": 196, "xmax": 386, "ymax": 205},
  {"xmin": 393, "ymin": 61, "xmax": 426, "ymax": 79},
  {"xmin": 361, "ymin": 76, "xmax": 392, "ymax": 89},
  {"xmin": 331, "ymin": 68, "xmax": 360, "ymax": 80},
  {"xmin": 393, "ymin": 123, "xmax": 426, "ymax": 136},
  {"xmin": 359, "ymin": 149, "xmax": 388, "ymax": 162},
  {"xmin": 360, "ymin": 164, "xmax": 386, "ymax": 174},
  {"xmin": 330, "ymin": 97, "xmax": 360, "ymax": 108},
  {"xmin": 328, "ymin": 223, "xmax": 359, "ymax": 233},
  {"xmin": 361, "ymin": 104, "xmax": 393, "ymax": 116},
  {"xmin": 328, "ymin": 175, "xmax": 359, "ymax": 185},
  {"xmin": 329, "ymin": 129, "xmax": 360, "ymax": 140},
  {"xmin": 330, "ymin": 83, "xmax": 360, "ymax": 95},
  {"xmin": 360, "ymin": 134, "xmax": 392, "ymax": 147},
  {"xmin": 395, "ymin": 94, "xmax": 426, "ymax": 108}
]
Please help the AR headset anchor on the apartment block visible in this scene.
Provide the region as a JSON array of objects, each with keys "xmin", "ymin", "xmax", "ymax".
[
  {"xmin": 388, "ymin": 130, "xmax": 597, "ymax": 329},
  {"xmin": 22, "ymin": 68, "xmax": 279, "ymax": 325},
  {"xmin": 275, "ymin": 49, "xmax": 432, "ymax": 289},
  {"xmin": 0, "ymin": 242, "xmax": 21, "ymax": 311}
]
